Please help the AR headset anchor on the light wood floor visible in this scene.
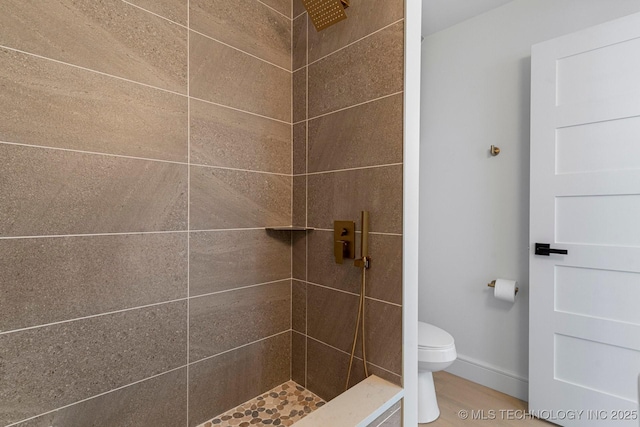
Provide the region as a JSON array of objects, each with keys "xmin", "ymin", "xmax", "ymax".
[{"xmin": 421, "ymin": 372, "xmax": 554, "ymax": 426}]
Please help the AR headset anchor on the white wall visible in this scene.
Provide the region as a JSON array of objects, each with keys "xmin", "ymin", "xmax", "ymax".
[{"xmin": 419, "ymin": 0, "xmax": 640, "ymax": 400}]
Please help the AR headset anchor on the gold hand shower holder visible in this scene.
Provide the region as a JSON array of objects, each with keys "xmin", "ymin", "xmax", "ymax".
[{"xmin": 346, "ymin": 211, "xmax": 370, "ymax": 391}]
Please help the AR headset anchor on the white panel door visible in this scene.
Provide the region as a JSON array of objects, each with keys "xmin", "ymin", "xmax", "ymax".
[{"xmin": 530, "ymin": 12, "xmax": 640, "ymax": 427}]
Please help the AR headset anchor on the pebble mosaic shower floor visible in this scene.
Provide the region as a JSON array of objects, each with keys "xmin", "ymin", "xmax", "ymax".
[{"xmin": 198, "ymin": 381, "xmax": 325, "ymax": 427}]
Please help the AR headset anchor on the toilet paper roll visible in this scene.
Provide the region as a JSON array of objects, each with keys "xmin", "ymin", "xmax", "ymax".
[{"xmin": 494, "ymin": 278, "xmax": 517, "ymax": 302}]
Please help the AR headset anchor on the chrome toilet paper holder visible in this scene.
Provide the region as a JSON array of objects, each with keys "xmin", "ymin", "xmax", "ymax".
[{"xmin": 488, "ymin": 280, "xmax": 518, "ymax": 295}]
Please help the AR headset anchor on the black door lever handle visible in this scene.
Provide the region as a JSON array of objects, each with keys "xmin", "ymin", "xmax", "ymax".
[{"xmin": 535, "ymin": 243, "xmax": 568, "ymax": 256}]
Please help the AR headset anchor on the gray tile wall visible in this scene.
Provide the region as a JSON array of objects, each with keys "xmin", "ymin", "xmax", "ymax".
[
  {"xmin": 291, "ymin": 0, "xmax": 405, "ymax": 402},
  {"xmin": 0, "ymin": 1, "xmax": 292, "ymax": 426}
]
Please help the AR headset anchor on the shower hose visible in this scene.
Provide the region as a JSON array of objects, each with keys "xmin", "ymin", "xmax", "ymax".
[{"xmin": 345, "ymin": 263, "xmax": 369, "ymax": 391}]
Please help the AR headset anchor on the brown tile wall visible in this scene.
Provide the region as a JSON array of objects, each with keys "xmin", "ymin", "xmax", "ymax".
[
  {"xmin": 291, "ymin": 0, "xmax": 404, "ymax": 402},
  {"xmin": 1, "ymin": 0, "xmax": 405, "ymax": 424},
  {"xmin": 0, "ymin": 1, "xmax": 292, "ymax": 426}
]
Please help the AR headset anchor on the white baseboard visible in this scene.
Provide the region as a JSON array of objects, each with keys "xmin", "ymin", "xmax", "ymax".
[{"xmin": 445, "ymin": 354, "xmax": 529, "ymax": 401}]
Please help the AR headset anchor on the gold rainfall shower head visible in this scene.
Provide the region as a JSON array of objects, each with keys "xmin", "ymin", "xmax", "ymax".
[{"xmin": 302, "ymin": 0, "xmax": 349, "ymax": 31}]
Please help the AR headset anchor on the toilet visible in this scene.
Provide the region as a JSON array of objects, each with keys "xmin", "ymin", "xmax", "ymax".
[{"xmin": 418, "ymin": 321, "xmax": 457, "ymax": 423}]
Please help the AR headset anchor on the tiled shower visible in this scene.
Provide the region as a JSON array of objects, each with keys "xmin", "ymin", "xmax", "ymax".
[{"xmin": 0, "ymin": 0, "xmax": 404, "ymax": 426}]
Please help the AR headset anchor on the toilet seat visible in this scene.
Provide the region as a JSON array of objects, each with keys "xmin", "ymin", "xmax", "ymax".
[
  {"xmin": 418, "ymin": 322, "xmax": 454, "ymax": 349},
  {"xmin": 418, "ymin": 322, "xmax": 457, "ymax": 363}
]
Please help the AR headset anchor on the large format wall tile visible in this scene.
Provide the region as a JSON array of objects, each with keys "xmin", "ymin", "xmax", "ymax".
[
  {"xmin": 190, "ymin": 32, "xmax": 291, "ymax": 122},
  {"xmin": 293, "ymin": 13, "xmax": 308, "ymax": 70},
  {"xmin": 0, "ymin": 301, "xmax": 187, "ymax": 426},
  {"xmin": 308, "ymin": 94, "xmax": 403, "ymax": 172},
  {"xmin": 0, "ymin": 233, "xmax": 188, "ymax": 332},
  {"xmin": 191, "ymin": 0, "xmax": 291, "ymax": 70},
  {"xmin": 189, "ymin": 280, "xmax": 291, "ymax": 362},
  {"xmin": 0, "ymin": 145, "xmax": 188, "ymax": 237},
  {"xmin": 126, "ymin": 0, "xmax": 188, "ymax": 25},
  {"xmin": 292, "ymin": 331, "xmax": 306, "ymax": 387},
  {"xmin": 261, "ymin": 0, "xmax": 292, "ymax": 18},
  {"xmin": 293, "ymin": 68, "xmax": 307, "ymax": 123},
  {"xmin": 293, "ymin": 175, "xmax": 307, "ymax": 227},
  {"xmin": 190, "ymin": 166, "xmax": 290, "ymax": 230},
  {"xmin": 307, "ymin": 231, "xmax": 402, "ymax": 304},
  {"xmin": 293, "ymin": 0, "xmax": 305, "ymax": 18},
  {"xmin": 16, "ymin": 368, "xmax": 188, "ymax": 427},
  {"xmin": 190, "ymin": 229, "xmax": 291, "ymax": 296},
  {"xmin": 188, "ymin": 333, "xmax": 290, "ymax": 426},
  {"xmin": 307, "ymin": 284, "xmax": 402, "ymax": 375},
  {"xmin": 292, "ymin": 280, "xmax": 307, "ymax": 333},
  {"xmin": 307, "ymin": 284, "xmax": 359, "ymax": 354},
  {"xmin": 306, "ymin": 338, "xmax": 365, "ymax": 401},
  {"xmin": 190, "ymin": 99, "xmax": 291, "ymax": 174},
  {"xmin": 0, "ymin": 0, "xmax": 187, "ymax": 93},
  {"xmin": 0, "ymin": 48, "xmax": 188, "ymax": 162},
  {"xmin": 307, "ymin": 165, "xmax": 402, "ymax": 233},
  {"xmin": 292, "ymin": 231, "xmax": 307, "ymax": 281},
  {"xmin": 293, "ymin": 122, "xmax": 307, "ymax": 175},
  {"xmin": 308, "ymin": 21, "xmax": 403, "ymax": 117},
  {"xmin": 363, "ymin": 299, "xmax": 402, "ymax": 374},
  {"xmin": 307, "ymin": 0, "xmax": 404, "ymax": 63}
]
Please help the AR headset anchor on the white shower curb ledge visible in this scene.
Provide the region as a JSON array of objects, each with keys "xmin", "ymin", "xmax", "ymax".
[{"xmin": 293, "ymin": 375, "xmax": 404, "ymax": 427}]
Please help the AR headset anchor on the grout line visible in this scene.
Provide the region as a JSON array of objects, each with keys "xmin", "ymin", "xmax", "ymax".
[
  {"xmin": 366, "ymin": 296, "xmax": 402, "ymax": 308},
  {"xmin": 308, "ymin": 91, "xmax": 404, "ymax": 122},
  {"xmin": 291, "ymin": 0, "xmax": 296, "ymax": 386},
  {"xmin": 0, "ymin": 298, "xmax": 188, "ymax": 336},
  {"xmin": 0, "ymin": 230, "xmax": 188, "ymax": 241},
  {"xmin": 0, "ymin": 139, "xmax": 293, "ymax": 177},
  {"xmin": 306, "ymin": 336, "xmax": 401, "ymax": 379},
  {"xmin": 290, "ymin": 4, "xmax": 295, "ymax": 384},
  {"xmin": 306, "ymin": 162, "xmax": 403, "ymax": 176},
  {"xmin": 290, "ymin": 280, "xmax": 293, "ymax": 381},
  {"xmin": 305, "ymin": 281, "xmax": 402, "ymax": 308},
  {"xmin": 0, "ymin": 228, "xmax": 291, "ymax": 241},
  {"xmin": 312, "ymin": 228, "xmax": 403, "ymax": 237},
  {"xmin": 190, "ymin": 95, "xmax": 291, "ymax": 125},
  {"xmin": 0, "ymin": 140, "xmax": 187, "ymax": 166},
  {"xmin": 189, "ymin": 227, "xmax": 273, "ymax": 233},
  {"xmin": 190, "ymin": 162, "xmax": 292, "ymax": 176},
  {"xmin": 4, "ymin": 365, "xmax": 188, "ymax": 427},
  {"xmin": 290, "ymin": 6, "xmax": 295, "ymax": 227},
  {"xmin": 256, "ymin": 0, "xmax": 292, "ymax": 20},
  {"xmin": 293, "ymin": 10, "xmax": 307, "ymax": 21},
  {"xmin": 305, "ymin": 16, "xmax": 309, "ymax": 230},
  {"xmin": 189, "ymin": 279, "xmax": 291, "ymax": 300},
  {"xmin": 292, "ymin": 64, "xmax": 306, "ymax": 74},
  {"xmin": 120, "ymin": 0, "xmax": 188, "ymax": 29},
  {"xmin": 305, "ymin": 281, "xmax": 359, "ymax": 298},
  {"xmin": 307, "ymin": 18, "xmax": 405, "ymax": 67},
  {"xmin": 0, "ymin": 44, "xmax": 187, "ymax": 97},
  {"xmin": 186, "ymin": 3, "xmax": 191, "ymax": 424},
  {"xmin": 304, "ymin": 12, "xmax": 309, "ymax": 389},
  {"xmin": 0, "ymin": 144, "xmax": 294, "ymax": 179},
  {"xmin": 189, "ymin": 28, "xmax": 291, "ymax": 73},
  {"xmin": 293, "ymin": 117, "xmax": 307, "ymax": 126},
  {"xmin": 188, "ymin": 330, "xmax": 290, "ymax": 366},
  {"xmin": 304, "ymin": 266, "xmax": 308, "ymax": 388}
]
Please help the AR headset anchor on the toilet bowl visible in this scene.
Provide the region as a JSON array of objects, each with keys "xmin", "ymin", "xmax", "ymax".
[{"xmin": 418, "ymin": 321, "xmax": 457, "ymax": 423}]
